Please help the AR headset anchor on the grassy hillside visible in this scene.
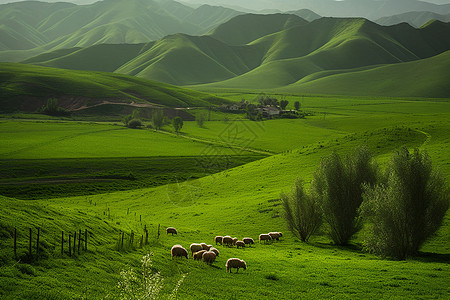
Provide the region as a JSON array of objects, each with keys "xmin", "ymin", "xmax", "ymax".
[
  {"xmin": 279, "ymin": 50, "xmax": 450, "ymax": 97},
  {"xmin": 209, "ymin": 13, "xmax": 308, "ymax": 45},
  {"xmin": 23, "ymin": 15, "xmax": 450, "ymax": 97},
  {"xmin": 0, "ymin": 0, "xmax": 245, "ymax": 62},
  {"xmin": 0, "ymin": 110, "xmax": 448, "ymax": 298},
  {"xmin": 0, "ymin": 63, "xmax": 232, "ymax": 113}
]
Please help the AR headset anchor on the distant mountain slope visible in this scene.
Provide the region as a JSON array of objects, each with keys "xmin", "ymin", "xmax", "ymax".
[
  {"xmin": 209, "ymin": 13, "xmax": 308, "ymax": 45},
  {"xmin": 279, "ymin": 50, "xmax": 450, "ymax": 98},
  {"xmin": 193, "ymin": 18, "xmax": 450, "ymax": 89},
  {"xmin": 0, "ymin": 0, "xmax": 243, "ymax": 61},
  {"xmin": 375, "ymin": 11, "xmax": 450, "ymax": 27},
  {"xmin": 20, "ymin": 15, "xmax": 450, "ymax": 97},
  {"xmin": 288, "ymin": 9, "xmax": 321, "ymax": 22},
  {"xmin": 182, "ymin": 0, "xmax": 450, "ymax": 20},
  {"xmin": 0, "ymin": 63, "xmax": 231, "ymax": 113}
]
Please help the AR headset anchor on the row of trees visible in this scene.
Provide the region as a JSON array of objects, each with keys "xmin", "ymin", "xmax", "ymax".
[
  {"xmin": 282, "ymin": 146, "xmax": 449, "ymax": 259},
  {"xmin": 123, "ymin": 110, "xmax": 183, "ymax": 134}
]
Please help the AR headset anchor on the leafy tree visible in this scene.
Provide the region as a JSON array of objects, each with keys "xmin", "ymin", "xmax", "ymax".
[
  {"xmin": 312, "ymin": 145, "xmax": 377, "ymax": 245},
  {"xmin": 42, "ymin": 98, "xmax": 68, "ymax": 116},
  {"xmin": 281, "ymin": 179, "xmax": 322, "ymax": 242},
  {"xmin": 361, "ymin": 148, "xmax": 449, "ymax": 259},
  {"xmin": 196, "ymin": 113, "xmax": 206, "ymax": 128},
  {"xmin": 245, "ymin": 103, "xmax": 257, "ymax": 120},
  {"xmin": 127, "ymin": 119, "xmax": 143, "ymax": 129},
  {"xmin": 294, "ymin": 101, "xmax": 301, "ymax": 111},
  {"xmin": 280, "ymin": 100, "xmax": 289, "ymax": 110},
  {"xmin": 172, "ymin": 117, "xmax": 183, "ymax": 135},
  {"xmin": 152, "ymin": 110, "xmax": 164, "ymax": 130}
]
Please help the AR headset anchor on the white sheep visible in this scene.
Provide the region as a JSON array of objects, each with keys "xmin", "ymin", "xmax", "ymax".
[
  {"xmin": 201, "ymin": 243, "xmax": 211, "ymax": 251},
  {"xmin": 236, "ymin": 240, "xmax": 245, "ymax": 248},
  {"xmin": 226, "ymin": 258, "xmax": 247, "ymax": 273},
  {"xmin": 171, "ymin": 245, "xmax": 188, "ymax": 259},
  {"xmin": 190, "ymin": 243, "xmax": 203, "ymax": 255},
  {"xmin": 202, "ymin": 251, "xmax": 216, "ymax": 265},
  {"xmin": 193, "ymin": 250, "xmax": 207, "ymax": 260},
  {"xmin": 215, "ymin": 236, "xmax": 223, "ymax": 245},
  {"xmin": 222, "ymin": 236, "xmax": 233, "ymax": 247},
  {"xmin": 166, "ymin": 227, "xmax": 178, "ymax": 235},
  {"xmin": 268, "ymin": 232, "xmax": 283, "ymax": 241},
  {"xmin": 243, "ymin": 237, "xmax": 254, "ymax": 246},
  {"xmin": 209, "ymin": 247, "xmax": 220, "ymax": 257},
  {"xmin": 232, "ymin": 237, "xmax": 238, "ymax": 246},
  {"xmin": 259, "ymin": 233, "xmax": 272, "ymax": 244}
]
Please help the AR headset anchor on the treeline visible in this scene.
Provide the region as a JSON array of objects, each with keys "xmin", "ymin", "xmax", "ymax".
[{"xmin": 282, "ymin": 146, "xmax": 449, "ymax": 260}]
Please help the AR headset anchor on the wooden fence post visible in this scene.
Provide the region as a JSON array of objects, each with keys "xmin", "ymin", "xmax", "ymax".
[
  {"xmin": 78, "ymin": 229, "xmax": 81, "ymax": 255},
  {"xmin": 36, "ymin": 227, "xmax": 40, "ymax": 259},
  {"xmin": 14, "ymin": 228, "xmax": 17, "ymax": 260},
  {"xmin": 73, "ymin": 231, "xmax": 77, "ymax": 256},
  {"xmin": 61, "ymin": 231, "xmax": 64, "ymax": 256},
  {"xmin": 28, "ymin": 228, "xmax": 32, "ymax": 260},
  {"xmin": 69, "ymin": 234, "xmax": 72, "ymax": 257},
  {"xmin": 157, "ymin": 224, "xmax": 160, "ymax": 239},
  {"xmin": 139, "ymin": 235, "xmax": 143, "ymax": 248},
  {"xmin": 145, "ymin": 228, "xmax": 148, "ymax": 245}
]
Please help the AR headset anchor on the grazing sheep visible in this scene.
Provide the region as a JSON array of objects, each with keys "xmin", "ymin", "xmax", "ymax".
[
  {"xmin": 222, "ymin": 236, "xmax": 233, "ymax": 247},
  {"xmin": 243, "ymin": 237, "xmax": 254, "ymax": 246},
  {"xmin": 226, "ymin": 258, "xmax": 247, "ymax": 273},
  {"xmin": 236, "ymin": 240, "xmax": 245, "ymax": 248},
  {"xmin": 193, "ymin": 250, "xmax": 207, "ymax": 261},
  {"xmin": 171, "ymin": 245, "xmax": 188, "ymax": 259},
  {"xmin": 209, "ymin": 247, "xmax": 220, "ymax": 257},
  {"xmin": 201, "ymin": 243, "xmax": 211, "ymax": 251},
  {"xmin": 259, "ymin": 234, "xmax": 272, "ymax": 244},
  {"xmin": 268, "ymin": 232, "xmax": 281, "ymax": 241},
  {"xmin": 166, "ymin": 227, "xmax": 178, "ymax": 235},
  {"xmin": 215, "ymin": 236, "xmax": 223, "ymax": 245},
  {"xmin": 190, "ymin": 243, "xmax": 203, "ymax": 255},
  {"xmin": 232, "ymin": 237, "xmax": 238, "ymax": 246},
  {"xmin": 202, "ymin": 251, "xmax": 216, "ymax": 265}
]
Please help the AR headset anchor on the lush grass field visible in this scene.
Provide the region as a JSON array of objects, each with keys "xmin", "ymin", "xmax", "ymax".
[
  {"xmin": 0, "ymin": 121, "xmax": 448, "ymax": 299},
  {"xmin": 0, "ymin": 94, "xmax": 449, "ymax": 299}
]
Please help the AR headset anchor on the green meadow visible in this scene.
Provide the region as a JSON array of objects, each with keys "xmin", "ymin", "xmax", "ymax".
[{"xmin": 0, "ymin": 94, "xmax": 449, "ymax": 299}]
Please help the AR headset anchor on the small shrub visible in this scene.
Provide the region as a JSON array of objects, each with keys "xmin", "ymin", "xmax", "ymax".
[{"xmin": 127, "ymin": 119, "xmax": 143, "ymax": 129}]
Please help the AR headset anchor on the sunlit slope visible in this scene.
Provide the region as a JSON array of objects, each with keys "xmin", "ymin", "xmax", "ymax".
[
  {"xmin": 209, "ymin": 13, "xmax": 308, "ymax": 45},
  {"xmin": 0, "ymin": 0, "xmax": 244, "ymax": 62},
  {"xmin": 194, "ymin": 18, "xmax": 450, "ymax": 90},
  {"xmin": 0, "ymin": 63, "xmax": 231, "ymax": 112},
  {"xmin": 280, "ymin": 50, "xmax": 450, "ymax": 98},
  {"xmin": 23, "ymin": 43, "xmax": 147, "ymax": 72},
  {"xmin": 115, "ymin": 34, "xmax": 260, "ymax": 85}
]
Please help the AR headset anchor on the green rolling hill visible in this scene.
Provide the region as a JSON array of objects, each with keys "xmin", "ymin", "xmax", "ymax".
[
  {"xmin": 0, "ymin": 0, "xmax": 243, "ymax": 62},
  {"xmin": 279, "ymin": 50, "xmax": 450, "ymax": 97},
  {"xmin": 208, "ymin": 13, "xmax": 308, "ymax": 45},
  {"xmin": 13, "ymin": 13, "xmax": 450, "ymax": 97},
  {"xmin": 0, "ymin": 63, "xmax": 231, "ymax": 114}
]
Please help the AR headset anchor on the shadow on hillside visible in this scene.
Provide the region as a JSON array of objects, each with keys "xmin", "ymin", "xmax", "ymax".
[
  {"xmin": 312, "ymin": 242, "xmax": 363, "ymax": 254},
  {"xmin": 414, "ymin": 252, "xmax": 450, "ymax": 263}
]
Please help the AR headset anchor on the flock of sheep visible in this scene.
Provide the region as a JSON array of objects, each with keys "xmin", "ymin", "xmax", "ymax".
[{"xmin": 168, "ymin": 227, "xmax": 283, "ymax": 273}]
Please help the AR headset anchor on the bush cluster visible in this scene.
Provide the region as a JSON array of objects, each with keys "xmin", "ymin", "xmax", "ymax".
[{"xmin": 283, "ymin": 146, "xmax": 449, "ymax": 259}]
